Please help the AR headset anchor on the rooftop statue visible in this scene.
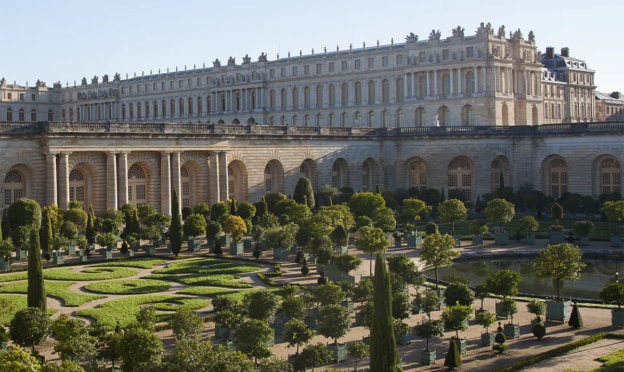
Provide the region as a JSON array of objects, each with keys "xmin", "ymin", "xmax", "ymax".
[
  {"xmin": 428, "ymin": 29, "xmax": 441, "ymax": 41},
  {"xmin": 405, "ymin": 32, "xmax": 418, "ymax": 43},
  {"xmin": 452, "ymin": 26, "xmax": 465, "ymax": 37}
]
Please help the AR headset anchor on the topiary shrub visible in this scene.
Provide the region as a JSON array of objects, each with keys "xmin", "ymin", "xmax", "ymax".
[
  {"xmin": 424, "ymin": 222, "xmax": 438, "ymax": 235},
  {"xmin": 568, "ymin": 303, "xmax": 583, "ymax": 328},
  {"xmin": 492, "ymin": 323, "xmax": 509, "ymax": 354},
  {"xmin": 532, "ymin": 322, "xmax": 546, "ymax": 340},
  {"xmin": 444, "ymin": 336, "xmax": 462, "ymax": 369}
]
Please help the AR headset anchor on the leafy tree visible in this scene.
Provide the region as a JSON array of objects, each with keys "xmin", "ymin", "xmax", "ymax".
[
  {"xmin": 183, "ymin": 213, "xmax": 207, "ymax": 238},
  {"xmin": 274, "ymin": 198, "xmax": 312, "ymax": 225},
  {"xmin": 349, "ymin": 192, "xmax": 386, "ymax": 219},
  {"xmin": 476, "ymin": 311, "xmax": 496, "ymax": 333},
  {"xmin": 485, "ymin": 198, "xmax": 515, "ymax": 232},
  {"xmin": 244, "ymin": 290, "xmax": 279, "ymax": 322},
  {"xmin": 373, "ymin": 207, "xmax": 397, "ymax": 232},
  {"xmin": 210, "ymin": 201, "xmax": 231, "ymax": 226},
  {"xmin": 420, "ymin": 233, "xmax": 460, "ymax": 290},
  {"xmin": 235, "ymin": 319, "xmax": 273, "ymax": 365},
  {"xmin": 438, "ymin": 199, "xmax": 467, "ymax": 235},
  {"xmin": 352, "ymin": 276, "xmax": 374, "ymax": 304},
  {"xmin": 118, "ymin": 326, "xmax": 164, "ymax": 372},
  {"xmin": 223, "ymin": 215, "xmax": 248, "ymax": 242},
  {"xmin": 162, "ymin": 337, "xmax": 255, "ymax": 372},
  {"xmin": 355, "ymin": 226, "xmax": 389, "ymax": 276},
  {"xmin": 332, "ymin": 253, "xmax": 362, "ymax": 276},
  {"xmin": 0, "ymin": 345, "xmax": 43, "ymax": 372},
  {"xmin": 399, "ymin": 198, "xmax": 431, "ymax": 225},
  {"xmin": 602, "ymin": 200, "xmax": 624, "ymax": 236},
  {"xmin": 329, "ymin": 224, "xmax": 348, "ymax": 247},
  {"xmin": 518, "ymin": 215, "xmax": 539, "ymax": 235},
  {"xmin": 474, "ymin": 282, "xmax": 490, "ymax": 310},
  {"xmin": 293, "ymin": 343, "xmax": 332, "ymax": 372},
  {"xmin": 41, "ymin": 207, "xmax": 53, "ymax": 252},
  {"xmin": 85, "ymin": 205, "xmax": 96, "ymax": 245},
  {"xmin": 370, "ymin": 253, "xmax": 399, "ymax": 371},
  {"xmin": 51, "ymin": 314, "xmax": 96, "ymax": 362},
  {"xmin": 59, "ymin": 221, "xmax": 78, "ymax": 241},
  {"xmin": 599, "ymin": 282, "xmax": 624, "ymax": 309},
  {"xmin": 392, "ymin": 291, "xmax": 411, "ymax": 320},
  {"xmin": 170, "ymin": 187, "xmax": 183, "ymax": 256},
  {"xmin": 10, "ymin": 307, "xmax": 51, "ymax": 351},
  {"xmin": 284, "ymin": 318, "xmax": 315, "ymax": 355},
  {"xmin": 294, "ymin": 177, "xmax": 316, "ymax": 209},
  {"xmin": 264, "ymin": 223, "xmax": 298, "ymax": 249},
  {"xmin": 63, "ymin": 208, "xmax": 87, "ymax": 233},
  {"xmin": 308, "ymin": 282, "xmax": 344, "ymax": 307},
  {"xmin": 135, "ymin": 306, "xmax": 157, "ymax": 331},
  {"xmin": 96, "ymin": 232, "xmax": 117, "ymax": 248},
  {"xmin": 318, "ymin": 304, "xmax": 351, "ymax": 344},
  {"xmin": 237, "ymin": 202, "xmax": 256, "ymax": 220},
  {"xmin": 347, "ymin": 341, "xmax": 370, "ymax": 372},
  {"xmin": 486, "ymin": 269, "xmax": 522, "ymax": 300},
  {"xmin": 0, "ymin": 239, "xmax": 14, "ymax": 261},
  {"xmin": 8, "ymin": 198, "xmax": 42, "ymax": 232},
  {"xmin": 205, "ymin": 220, "xmax": 222, "ymax": 246},
  {"xmin": 170, "ymin": 305, "xmax": 203, "ymax": 340},
  {"xmin": 27, "ymin": 228, "xmax": 46, "ymax": 311},
  {"xmin": 441, "ymin": 302, "xmax": 472, "ymax": 339},
  {"xmin": 387, "ymin": 254, "xmax": 423, "ymax": 293},
  {"xmin": 95, "ymin": 327, "xmax": 123, "ymax": 369},
  {"xmin": 415, "ymin": 317, "xmax": 445, "ymax": 351},
  {"xmin": 257, "ymin": 356, "xmax": 294, "ymax": 372},
  {"xmin": 533, "ymin": 243, "xmax": 586, "ymax": 300},
  {"xmin": 355, "ymin": 301, "xmax": 374, "ymax": 331},
  {"xmin": 443, "ymin": 282, "xmax": 475, "ymax": 307}
]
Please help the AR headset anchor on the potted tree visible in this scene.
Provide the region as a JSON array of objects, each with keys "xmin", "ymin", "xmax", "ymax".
[
  {"xmin": 59, "ymin": 221, "xmax": 79, "ymax": 255},
  {"xmin": 415, "ymin": 316, "xmax": 445, "ymax": 365},
  {"xmin": 441, "ymin": 302, "xmax": 472, "ymax": 355},
  {"xmin": 330, "ymin": 225, "xmax": 349, "ymax": 254},
  {"xmin": 485, "ymin": 198, "xmax": 515, "ymax": 245},
  {"xmin": 573, "ymin": 220, "xmax": 593, "ymax": 246},
  {"xmin": 486, "ymin": 269, "xmax": 521, "ymax": 319},
  {"xmin": 265, "ymin": 224, "xmax": 298, "ymax": 260},
  {"xmin": 75, "ymin": 235, "xmax": 90, "ymax": 262},
  {"xmin": 223, "ymin": 215, "xmax": 247, "ymax": 255},
  {"xmin": 518, "ymin": 215, "xmax": 539, "ymax": 245},
  {"xmin": 501, "ymin": 299, "xmax": 520, "ymax": 339},
  {"xmin": 394, "ymin": 318, "xmax": 413, "ymax": 345},
  {"xmin": 443, "ymin": 282, "xmax": 474, "ymax": 307},
  {"xmin": 599, "ymin": 281, "xmax": 624, "ymax": 327},
  {"xmin": 533, "ymin": 243, "xmax": 586, "ymax": 322},
  {"xmin": 0, "ymin": 239, "xmax": 14, "ymax": 270},
  {"xmin": 399, "ymin": 198, "xmax": 431, "ymax": 248},
  {"xmin": 50, "ymin": 235, "xmax": 70, "ymax": 264},
  {"xmin": 474, "ymin": 281, "xmax": 490, "ymax": 314},
  {"xmin": 317, "ymin": 304, "xmax": 350, "ymax": 363},
  {"xmin": 404, "ymin": 223, "xmax": 422, "ymax": 248},
  {"xmin": 183, "ymin": 213, "xmax": 207, "ymax": 252},
  {"xmin": 332, "ymin": 253, "xmax": 362, "ymax": 285},
  {"xmin": 469, "ymin": 219, "xmax": 489, "ymax": 246},
  {"xmin": 96, "ymin": 232, "xmax": 117, "ymax": 259},
  {"xmin": 476, "ymin": 311, "xmax": 496, "ymax": 346},
  {"xmin": 602, "ymin": 200, "xmax": 624, "ymax": 247},
  {"xmin": 284, "ymin": 318, "xmax": 315, "ymax": 360},
  {"xmin": 526, "ymin": 299, "xmax": 546, "ymax": 325},
  {"xmin": 205, "ymin": 220, "xmax": 222, "ymax": 252},
  {"xmin": 420, "ymin": 233, "xmax": 460, "ymax": 291},
  {"xmin": 142, "ymin": 224, "xmax": 161, "ymax": 255},
  {"xmin": 438, "ymin": 199, "xmax": 468, "ymax": 245},
  {"xmin": 549, "ymin": 202, "xmax": 565, "ymax": 244}
]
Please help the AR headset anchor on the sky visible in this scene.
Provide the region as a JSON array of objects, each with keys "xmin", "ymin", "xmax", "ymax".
[{"xmin": 2, "ymin": 0, "xmax": 623, "ymax": 93}]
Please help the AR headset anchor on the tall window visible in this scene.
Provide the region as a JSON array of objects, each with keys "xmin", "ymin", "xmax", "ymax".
[
  {"xmin": 292, "ymin": 88, "xmax": 299, "ymax": 108},
  {"xmin": 181, "ymin": 166, "xmax": 190, "ymax": 208},
  {"xmin": 316, "ymin": 85, "xmax": 323, "ymax": 107},
  {"xmin": 332, "ymin": 159, "xmax": 348, "ymax": 188},
  {"xmin": 179, "ymin": 98, "xmax": 185, "ymax": 116},
  {"xmin": 128, "ymin": 164, "xmax": 147, "ymax": 206},
  {"xmin": 31, "ymin": 109, "xmax": 37, "ymax": 122},
  {"xmin": 465, "ymin": 71, "xmax": 475, "ymax": 94},
  {"xmin": 4, "ymin": 170, "xmax": 24, "ymax": 206},
  {"xmin": 415, "ymin": 107, "xmax": 425, "ymax": 127},
  {"xmin": 264, "ymin": 160, "xmax": 284, "ymax": 194},
  {"xmin": 395, "ymin": 109, "xmax": 403, "ymax": 128},
  {"xmin": 448, "ymin": 157, "xmax": 472, "ymax": 202},
  {"xmin": 396, "ymin": 78, "xmax": 404, "ymax": 101},
  {"xmin": 438, "ymin": 106, "xmax": 449, "ymax": 126},
  {"xmin": 368, "ymin": 80, "xmax": 376, "ymax": 104},
  {"xmin": 408, "ymin": 160, "xmax": 427, "ymax": 191},
  {"xmin": 362, "ymin": 159, "xmax": 377, "ymax": 192},
  {"xmin": 462, "ymin": 105, "xmax": 474, "ymax": 126},
  {"xmin": 548, "ymin": 158, "xmax": 567, "ymax": 198},
  {"xmin": 19, "ymin": 109, "xmax": 25, "ymax": 122},
  {"xmin": 600, "ymin": 158, "xmax": 621, "ymax": 196},
  {"xmin": 355, "ymin": 82, "xmax": 362, "ymax": 104},
  {"xmin": 6, "ymin": 108, "xmax": 13, "ymax": 121},
  {"xmin": 69, "ymin": 169, "xmax": 85, "ymax": 204},
  {"xmin": 491, "ymin": 158, "xmax": 509, "ymax": 192},
  {"xmin": 304, "ymin": 87, "xmax": 310, "ymax": 108},
  {"xmin": 328, "ymin": 85, "xmax": 336, "ymax": 106},
  {"xmin": 341, "ymin": 83, "xmax": 348, "ymax": 105},
  {"xmin": 382, "ymin": 79, "xmax": 389, "ymax": 102},
  {"xmin": 368, "ymin": 111, "xmax": 375, "ymax": 127}
]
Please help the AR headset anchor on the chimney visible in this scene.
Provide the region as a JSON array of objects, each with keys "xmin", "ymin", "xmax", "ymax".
[
  {"xmin": 546, "ymin": 47, "xmax": 554, "ymax": 59},
  {"xmin": 611, "ymin": 92, "xmax": 621, "ymax": 99},
  {"xmin": 561, "ymin": 47, "xmax": 569, "ymax": 57}
]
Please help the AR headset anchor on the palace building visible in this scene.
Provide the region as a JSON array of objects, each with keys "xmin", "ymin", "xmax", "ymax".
[{"xmin": 0, "ymin": 23, "xmax": 621, "ymax": 216}]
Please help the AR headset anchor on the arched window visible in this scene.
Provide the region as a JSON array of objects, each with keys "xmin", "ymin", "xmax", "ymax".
[
  {"xmin": 341, "ymin": 83, "xmax": 348, "ymax": 105},
  {"xmin": 395, "ymin": 109, "xmax": 403, "ymax": 128},
  {"xmin": 408, "ymin": 159, "xmax": 427, "ymax": 191},
  {"xmin": 315, "ymin": 113, "xmax": 322, "ymax": 126},
  {"xmin": 368, "ymin": 80, "xmax": 376, "ymax": 104},
  {"xmin": 548, "ymin": 158, "xmax": 567, "ymax": 198},
  {"xmin": 332, "ymin": 159, "xmax": 349, "ymax": 188},
  {"xmin": 137, "ymin": 103, "xmax": 142, "ymax": 119},
  {"xmin": 362, "ymin": 158, "xmax": 377, "ymax": 192},
  {"xmin": 234, "ymin": 91, "xmax": 240, "ymax": 111},
  {"xmin": 304, "ymin": 86, "xmax": 311, "ymax": 108},
  {"xmin": 441, "ymin": 73, "xmax": 450, "ymax": 97},
  {"xmin": 197, "ymin": 97, "xmax": 202, "ymax": 115},
  {"xmin": 280, "ymin": 116, "xmax": 287, "ymax": 125},
  {"xmin": 129, "ymin": 103, "xmax": 134, "ymax": 119},
  {"xmin": 188, "ymin": 97, "xmax": 193, "ymax": 115},
  {"xmin": 532, "ymin": 105, "xmax": 539, "ymax": 125},
  {"xmin": 502, "ymin": 103, "xmax": 509, "ymax": 126},
  {"xmin": 354, "ymin": 111, "xmax": 361, "ymax": 127},
  {"xmin": 418, "ymin": 75, "xmax": 427, "ymax": 98},
  {"xmin": 304, "ymin": 114, "xmax": 310, "ymax": 126},
  {"xmin": 170, "ymin": 99, "xmax": 176, "ymax": 117},
  {"xmin": 292, "ymin": 115, "xmax": 298, "ymax": 126},
  {"xmin": 121, "ymin": 104, "xmax": 126, "ymax": 120},
  {"xmin": 491, "ymin": 158, "xmax": 510, "ymax": 192},
  {"xmin": 368, "ymin": 111, "xmax": 375, "ymax": 127},
  {"xmin": 300, "ymin": 159, "xmax": 318, "ymax": 189},
  {"xmin": 19, "ymin": 109, "xmax": 25, "ymax": 122},
  {"xmin": 341, "ymin": 112, "xmax": 347, "ymax": 127},
  {"xmin": 316, "ymin": 85, "xmax": 323, "ymax": 107},
  {"xmin": 181, "ymin": 166, "xmax": 191, "ymax": 208},
  {"xmin": 281, "ymin": 89, "xmax": 287, "ymax": 109},
  {"xmin": 179, "ymin": 98, "xmax": 185, "ymax": 116},
  {"xmin": 48, "ymin": 109, "xmax": 53, "ymax": 121},
  {"xmin": 448, "ymin": 157, "xmax": 472, "ymax": 202},
  {"xmin": 415, "ymin": 107, "xmax": 425, "ymax": 127},
  {"xmin": 69, "ymin": 169, "xmax": 85, "ymax": 204},
  {"xmin": 206, "ymin": 96, "xmax": 212, "ymax": 113},
  {"xmin": 269, "ymin": 90, "xmax": 276, "ymax": 109},
  {"xmin": 153, "ymin": 101, "xmax": 159, "ymax": 118},
  {"xmin": 462, "ymin": 105, "xmax": 474, "ymax": 126},
  {"xmin": 162, "ymin": 100, "xmax": 167, "ymax": 117},
  {"xmin": 292, "ymin": 88, "xmax": 299, "ymax": 108},
  {"xmin": 264, "ymin": 160, "xmax": 284, "ymax": 194},
  {"xmin": 228, "ymin": 161, "xmax": 248, "ymax": 201},
  {"xmin": 144, "ymin": 101, "xmax": 150, "ymax": 118},
  {"xmin": 69, "ymin": 108, "xmax": 74, "ymax": 122},
  {"xmin": 250, "ymin": 90, "xmax": 256, "ymax": 110},
  {"xmin": 128, "ymin": 164, "xmax": 147, "ymax": 206},
  {"xmin": 355, "ymin": 82, "xmax": 362, "ymax": 104},
  {"xmin": 600, "ymin": 158, "xmax": 621, "ymax": 196},
  {"xmin": 438, "ymin": 106, "xmax": 449, "ymax": 126},
  {"xmin": 30, "ymin": 109, "xmax": 37, "ymax": 122},
  {"xmin": 382, "ymin": 110, "xmax": 389, "ymax": 127},
  {"xmin": 4, "ymin": 170, "xmax": 24, "ymax": 206},
  {"xmin": 396, "ymin": 78, "xmax": 404, "ymax": 101},
  {"xmin": 328, "ymin": 84, "xmax": 336, "ymax": 106},
  {"xmin": 465, "ymin": 71, "xmax": 475, "ymax": 95},
  {"xmin": 328, "ymin": 113, "xmax": 335, "ymax": 127},
  {"xmin": 382, "ymin": 79, "xmax": 389, "ymax": 102}
]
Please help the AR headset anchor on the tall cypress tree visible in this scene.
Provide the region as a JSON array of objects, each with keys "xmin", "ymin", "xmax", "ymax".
[
  {"xmin": 41, "ymin": 208, "xmax": 53, "ymax": 253},
  {"xmin": 370, "ymin": 253, "xmax": 398, "ymax": 372},
  {"xmin": 293, "ymin": 177, "xmax": 315, "ymax": 209},
  {"xmin": 27, "ymin": 228, "xmax": 46, "ymax": 311},
  {"xmin": 86, "ymin": 205, "xmax": 96, "ymax": 245},
  {"xmin": 169, "ymin": 188, "xmax": 182, "ymax": 256}
]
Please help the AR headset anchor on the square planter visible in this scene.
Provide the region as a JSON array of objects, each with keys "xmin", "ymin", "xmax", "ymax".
[
  {"xmin": 472, "ymin": 235, "xmax": 484, "ymax": 245},
  {"xmin": 304, "ymin": 316, "xmax": 316, "ymax": 329},
  {"xmin": 611, "ymin": 309, "xmax": 624, "ymax": 327},
  {"xmin": 67, "ymin": 246, "xmax": 76, "ymax": 255},
  {"xmin": 334, "ymin": 245, "xmax": 348, "ymax": 254},
  {"xmin": 525, "ymin": 234, "xmax": 535, "ymax": 245},
  {"xmin": 549, "ymin": 231, "xmax": 565, "ymax": 244},
  {"xmin": 290, "ymin": 243, "xmax": 298, "ymax": 254},
  {"xmin": 273, "ymin": 247, "xmax": 289, "ymax": 259},
  {"xmin": 144, "ymin": 246, "xmax": 156, "ymax": 256},
  {"xmin": 453, "ymin": 235, "xmax": 462, "ymax": 247},
  {"xmin": 326, "ymin": 343, "xmax": 347, "ymax": 363},
  {"xmin": 406, "ymin": 234, "xmax": 422, "ymax": 248},
  {"xmin": 229, "ymin": 241, "xmax": 244, "ymax": 255},
  {"xmin": 611, "ymin": 235, "xmax": 623, "ymax": 248},
  {"xmin": 495, "ymin": 301, "xmax": 509, "ymax": 319},
  {"xmin": 504, "ymin": 323, "xmax": 520, "ymax": 339},
  {"xmin": 546, "ymin": 300, "xmax": 572, "ymax": 323},
  {"xmin": 421, "ymin": 349, "xmax": 436, "ymax": 365},
  {"xmin": 340, "ymin": 300, "xmax": 354, "ymax": 312},
  {"xmin": 101, "ymin": 249, "xmax": 113, "ymax": 259},
  {"xmin": 222, "ymin": 339, "xmax": 236, "ymax": 352},
  {"xmin": 271, "ymin": 322, "xmax": 285, "ymax": 336},
  {"xmin": 452, "ymin": 338, "xmax": 467, "ymax": 355},
  {"xmin": 214, "ymin": 325, "xmax": 230, "ymax": 339},
  {"xmin": 481, "ymin": 332, "xmax": 495, "ymax": 346},
  {"xmin": 79, "ymin": 254, "xmax": 88, "ymax": 263},
  {"xmin": 396, "ymin": 334, "xmax": 412, "ymax": 345},
  {"xmin": 494, "ymin": 232, "xmax": 509, "ymax": 245},
  {"xmin": 219, "ymin": 235, "xmax": 232, "ymax": 246},
  {"xmin": 243, "ymin": 239, "xmax": 253, "ymax": 251},
  {"xmin": 1, "ymin": 259, "xmax": 10, "ymax": 270},
  {"xmin": 578, "ymin": 236, "xmax": 589, "ymax": 246},
  {"xmin": 131, "ymin": 242, "xmax": 141, "ymax": 252},
  {"xmin": 125, "ymin": 249, "xmax": 135, "ymax": 257},
  {"xmin": 394, "ymin": 239, "xmax": 402, "ymax": 248},
  {"xmin": 187, "ymin": 237, "xmax": 202, "ymax": 252},
  {"xmin": 16, "ymin": 249, "xmax": 27, "ymax": 260},
  {"xmin": 52, "ymin": 251, "xmax": 64, "ymax": 265}
]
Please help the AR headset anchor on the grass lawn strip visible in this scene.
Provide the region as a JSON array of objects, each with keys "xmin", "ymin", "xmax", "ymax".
[
  {"xmin": 43, "ymin": 267, "xmax": 138, "ymax": 281},
  {"xmin": 75, "ymin": 294, "xmax": 209, "ymax": 330},
  {"xmin": 0, "ymin": 272, "xmax": 28, "ymax": 283},
  {"xmin": 0, "ymin": 294, "xmax": 57, "ymax": 324},
  {"xmin": 92, "ymin": 258, "xmax": 168, "ymax": 269},
  {"xmin": 145, "ymin": 273, "xmax": 252, "ymax": 288},
  {"xmin": 177, "ymin": 287, "xmax": 246, "ymax": 297},
  {"xmin": 84, "ymin": 279, "xmax": 171, "ymax": 294},
  {"xmin": 0, "ymin": 280, "xmax": 104, "ymax": 306},
  {"xmin": 152, "ymin": 257, "xmax": 260, "ymax": 275}
]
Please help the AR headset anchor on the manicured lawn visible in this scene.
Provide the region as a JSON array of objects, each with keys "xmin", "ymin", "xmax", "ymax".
[
  {"xmin": 146, "ymin": 273, "xmax": 252, "ymax": 288},
  {"xmin": 85, "ymin": 279, "xmax": 171, "ymax": 294},
  {"xmin": 0, "ymin": 272, "xmax": 28, "ymax": 283},
  {"xmin": 565, "ymin": 348, "xmax": 624, "ymax": 372},
  {"xmin": 0, "ymin": 280, "xmax": 104, "ymax": 306},
  {"xmin": 43, "ymin": 267, "xmax": 138, "ymax": 281},
  {"xmin": 153, "ymin": 257, "xmax": 260, "ymax": 275},
  {"xmin": 92, "ymin": 258, "xmax": 168, "ymax": 269},
  {"xmin": 75, "ymin": 294, "xmax": 210, "ymax": 330},
  {"xmin": 0, "ymin": 294, "xmax": 58, "ymax": 325},
  {"xmin": 177, "ymin": 287, "xmax": 244, "ymax": 297}
]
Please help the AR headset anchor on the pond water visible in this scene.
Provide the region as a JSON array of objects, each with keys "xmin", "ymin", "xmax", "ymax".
[{"xmin": 423, "ymin": 256, "xmax": 623, "ymax": 301}]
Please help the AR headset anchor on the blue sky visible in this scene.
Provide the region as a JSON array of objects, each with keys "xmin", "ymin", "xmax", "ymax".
[{"xmin": 3, "ymin": 0, "xmax": 622, "ymax": 93}]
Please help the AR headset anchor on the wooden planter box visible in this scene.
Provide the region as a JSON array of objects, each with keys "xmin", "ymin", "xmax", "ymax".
[
  {"xmin": 546, "ymin": 300, "xmax": 572, "ymax": 323},
  {"xmin": 472, "ymin": 235, "xmax": 484, "ymax": 245},
  {"xmin": 481, "ymin": 332, "xmax": 494, "ymax": 346},
  {"xmin": 504, "ymin": 323, "xmax": 520, "ymax": 339},
  {"xmin": 229, "ymin": 241, "xmax": 244, "ymax": 255},
  {"xmin": 453, "ymin": 338, "xmax": 467, "ymax": 355},
  {"xmin": 53, "ymin": 251, "xmax": 64, "ymax": 265},
  {"xmin": 611, "ymin": 235, "xmax": 623, "ymax": 247},
  {"xmin": 144, "ymin": 246, "xmax": 156, "ymax": 256},
  {"xmin": 16, "ymin": 249, "xmax": 27, "ymax": 260},
  {"xmin": 100, "ymin": 249, "xmax": 113, "ymax": 259},
  {"xmin": 273, "ymin": 247, "xmax": 289, "ymax": 259},
  {"xmin": 222, "ymin": 339, "xmax": 236, "ymax": 352},
  {"xmin": 219, "ymin": 235, "xmax": 232, "ymax": 246},
  {"xmin": 340, "ymin": 300, "xmax": 354, "ymax": 312},
  {"xmin": 396, "ymin": 334, "xmax": 412, "ymax": 345},
  {"xmin": 421, "ymin": 349, "xmax": 436, "ymax": 365},
  {"xmin": 406, "ymin": 234, "xmax": 422, "ymax": 248},
  {"xmin": 214, "ymin": 325, "xmax": 230, "ymax": 339},
  {"xmin": 243, "ymin": 239, "xmax": 253, "ymax": 251},
  {"xmin": 187, "ymin": 237, "xmax": 202, "ymax": 252},
  {"xmin": 495, "ymin": 301, "xmax": 509, "ymax": 319},
  {"xmin": 525, "ymin": 234, "xmax": 535, "ymax": 245},
  {"xmin": 549, "ymin": 231, "xmax": 565, "ymax": 244},
  {"xmin": 66, "ymin": 246, "xmax": 76, "ymax": 255},
  {"xmin": 611, "ymin": 309, "xmax": 624, "ymax": 327},
  {"xmin": 579, "ymin": 236, "xmax": 590, "ymax": 246},
  {"xmin": 494, "ymin": 232, "xmax": 509, "ymax": 245},
  {"xmin": 334, "ymin": 245, "xmax": 348, "ymax": 254},
  {"xmin": 0, "ymin": 259, "xmax": 10, "ymax": 270},
  {"xmin": 327, "ymin": 343, "xmax": 347, "ymax": 363}
]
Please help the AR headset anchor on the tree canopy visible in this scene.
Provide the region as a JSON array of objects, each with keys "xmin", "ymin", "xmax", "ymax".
[{"xmin": 533, "ymin": 243, "xmax": 586, "ymax": 300}]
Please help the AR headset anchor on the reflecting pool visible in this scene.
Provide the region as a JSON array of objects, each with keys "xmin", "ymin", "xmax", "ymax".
[{"xmin": 424, "ymin": 257, "xmax": 623, "ymax": 301}]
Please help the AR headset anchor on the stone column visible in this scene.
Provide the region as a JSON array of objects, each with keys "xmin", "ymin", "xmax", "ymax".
[
  {"xmin": 426, "ymin": 72, "xmax": 430, "ymax": 97},
  {"xmin": 58, "ymin": 152, "xmax": 70, "ymax": 210},
  {"xmin": 106, "ymin": 152, "xmax": 118, "ymax": 210},
  {"xmin": 450, "ymin": 69, "xmax": 454, "ymax": 96},
  {"xmin": 118, "ymin": 152, "xmax": 129, "ymax": 207},
  {"xmin": 209, "ymin": 153, "xmax": 220, "ymax": 205},
  {"xmin": 160, "ymin": 151, "xmax": 171, "ymax": 215},
  {"xmin": 219, "ymin": 152, "xmax": 228, "ymax": 201},
  {"xmin": 458, "ymin": 68, "xmax": 462, "ymax": 94},
  {"xmin": 171, "ymin": 152, "xmax": 181, "ymax": 211},
  {"xmin": 46, "ymin": 153, "xmax": 58, "ymax": 207}
]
